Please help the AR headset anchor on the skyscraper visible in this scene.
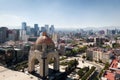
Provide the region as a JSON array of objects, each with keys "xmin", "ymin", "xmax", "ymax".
[
  {"xmin": 41, "ymin": 27, "xmax": 46, "ymax": 32},
  {"xmin": 26, "ymin": 26, "xmax": 31, "ymax": 35},
  {"xmin": 34, "ymin": 24, "xmax": 39, "ymax": 36},
  {"xmin": 19, "ymin": 30, "xmax": 28, "ymax": 41},
  {"xmin": 49, "ymin": 25, "xmax": 55, "ymax": 34},
  {"xmin": 45, "ymin": 25, "xmax": 49, "ymax": 33},
  {"xmin": 22, "ymin": 22, "xmax": 27, "ymax": 30},
  {"xmin": 0, "ymin": 27, "xmax": 8, "ymax": 43},
  {"xmin": 34, "ymin": 24, "xmax": 39, "ymax": 31}
]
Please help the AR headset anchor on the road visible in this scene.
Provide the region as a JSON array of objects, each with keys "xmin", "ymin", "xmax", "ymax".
[
  {"xmin": 85, "ymin": 60, "xmax": 104, "ymax": 72},
  {"xmin": 66, "ymin": 54, "xmax": 104, "ymax": 74}
]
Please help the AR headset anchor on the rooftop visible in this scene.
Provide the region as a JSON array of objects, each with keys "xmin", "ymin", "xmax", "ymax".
[
  {"xmin": 35, "ymin": 32, "xmax": 54, "ymax": 45},
  {"xmin": 103, "ymin": 59, "xmax": 120, "ymax": 80},
  {"xmin": 104, "ymin": 71, "xmax": 115, "ymax": 80},
  {"xmin": 0, "ymin": 66, "xmax": 38, "ymax": 80}
]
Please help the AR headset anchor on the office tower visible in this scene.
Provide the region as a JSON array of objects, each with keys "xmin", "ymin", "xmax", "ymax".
[
  {"xmin": 41, "ymin": 27, "xmax": 46, "ymax": 32},
  {"xmin": 8, "ymin": 30, "xmax": 15, "ymax": 41},
  {"xmin": 34, "ymin": 24, "xmax": 39, "ymax": 31},
  {"xmin": 49, "ymin": 25, "xmax": 55, "ymax": 34},
  {"xmin": 30, "ymin": 28, "xmax": 35, "ymax": 36},
  {"xmin": 96, "ymin": 38, "xmax": 104, "ymax": 47},
  {"xmin": 40, "ymin": 27, "xmax": 46, "ymax": 36},
  {"xmin": 26, "ymin": 26, "xmax": 31, "ymax": 35},
  {"xmin": 45, "ymin": 25, "xmax": 49, "ymax": 33},
  {"xmin": 112, "ymin": 29, "xmax": 116, "ymax": 35},
  {"xmin": 9, "ymin": 29, "xmax": 20, "ymax": 41},
  {"xmin": 99, "ymin": 30, "xmax": 105, "ymax": 35},
  {"xmin": 0, "ymin": 27, "xmax": 8, "ymax": 43},
  {"xmin": 22, "ymin": 22, "xmax": 27, "ymax": 30},
  {"xmin": 34, "ymin": 24, "xmax": 39, "ymax": 36},
  {"xmin": 15, "ymin": 29, "xmax": 20, "ymax": 41},
  {"xmin": 19, "ymin": 29, "xmax": 28, "ymax": 42}
]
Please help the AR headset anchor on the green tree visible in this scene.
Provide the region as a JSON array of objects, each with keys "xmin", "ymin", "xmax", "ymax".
[
  {"xmin": 104, "ymin": 62, "xmax": 109, "ymax": 70},
  {"xmin": 74, "ymin": 59, "xmax": 79, "ymax": 68},
  {"xmin": 77, "ymin": 69, "xmax": 84, "ymax": 78},
  {"xmin": 82, "ymin": 55, "xmax": 86, "ymax": 59},
  {"xmin": 79, "ymin": 46, "xmax": 87, "ymax": 53},
  {"xmin": 99, "ymin": 59, "xmax": 102, "ymax": 63},
  {"xmin": 112, "ymin": 43, "xmax": 120, "ymax": 48}
]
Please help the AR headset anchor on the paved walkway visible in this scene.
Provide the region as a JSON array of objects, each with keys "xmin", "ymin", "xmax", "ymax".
[{"xmin": 66, "ymin": 55, "xmax": 104, "ymax": 73}]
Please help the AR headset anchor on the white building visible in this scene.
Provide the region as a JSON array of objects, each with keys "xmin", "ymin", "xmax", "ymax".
[
  {"xmin": 19, "ymin": 30, "xmax": 29, "ymax": 42},
  {"xmin": 86, "ymin": 48, "xmax": 111, "ymax": 63}
]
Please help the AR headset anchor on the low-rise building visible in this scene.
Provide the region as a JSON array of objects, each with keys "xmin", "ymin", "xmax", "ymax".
[
  {"xmin": 102, "ymin": 59, "xmax": 120, "ymax": 80},
  {"xmin": 0, "ymin": 46, "xmax": 26, "ymax": 66},
  {"xmin": 86, "ymin": 48, "xmax": 111, "ymax": 63}
]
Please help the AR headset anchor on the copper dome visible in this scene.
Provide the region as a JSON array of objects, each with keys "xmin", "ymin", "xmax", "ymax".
[{"xmin": 35, "ymin": 32, "xmax": 54, "ymax": 45}]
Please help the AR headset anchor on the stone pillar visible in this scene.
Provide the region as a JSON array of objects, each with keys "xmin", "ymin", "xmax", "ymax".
[
  {"xmin": 28, "ymin": 50, "xmax": 35, "ymax": 73},
  {"xmin": 40, "ymin": 57, "xmax": 48, "ymax": 79},
  {"xmin": 54, "ymin": 56, "xmax": 59, "ymax": 71},
  {"xmin": 40, "ymin": 60, "xmax": 43, "ymax": 76},
  {"xmin": 45, "ymin": 60, "xmax": 48, "ymax": 76},
  {"xmin": 28, "ymin": 58, "xmax": 35, "ymax": 73}
]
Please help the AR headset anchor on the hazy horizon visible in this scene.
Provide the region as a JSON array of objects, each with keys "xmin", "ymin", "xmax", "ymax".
[{"xmin": 0, "ymin": 0, "xmax": 120, "ymax": 29}]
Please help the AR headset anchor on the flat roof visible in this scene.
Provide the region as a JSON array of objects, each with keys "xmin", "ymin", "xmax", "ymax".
[
  {"xmin": 0, "ymin": 66, "xmax": 38, "ymax": 80},
  {"xmin": 104, "ymin": 71, "xmax": 115, "ymax": 80}
]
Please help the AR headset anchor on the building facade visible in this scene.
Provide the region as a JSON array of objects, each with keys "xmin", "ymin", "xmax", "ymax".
[
  {"xmin": 86, "ymin": 48, "xmax": 111, "ymax": 63},
  {"xmin": 22, "ymin": 22, "xmax": 27, "ymax": 30},
  {"xmin": 0, "ymin": 27, "xmax": 8, "ymax": 43}
]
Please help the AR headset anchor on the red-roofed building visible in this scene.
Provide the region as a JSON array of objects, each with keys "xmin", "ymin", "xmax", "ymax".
[{"xmin": 102, "ymin": 59, "xmax": 120, "ymax": 80}]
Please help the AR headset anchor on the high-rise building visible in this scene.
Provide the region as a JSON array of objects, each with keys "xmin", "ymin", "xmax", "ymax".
[
  {"xmin": 49, "ymin": 25, "xmax": 55, "ymax": 34},
  {"xmin": 8, "ymin": 30, "xmax": 15, "ymax": 41},
  {"xmin": 45, "ymin": 25, "xmax": 49, "ymax": 33},
  {"xmin": 34, "ymin": 24, "xmax": 39, "ymax": 31},
  {"xmin": 0, "ymin": 27, "xmax": 8, "ymax": 43},
  {"xmin": 22, "ymin": 22, "xmax": 27, "ymax": 30},
  {"xmin": 41, "ymin": 27, "xmax": 46, "ymax": 32},
  {"xmin": 15, "ymin": 29, "xmax": 20, "ymax": 41},
  {"xmin": 40, "ymin": 27, "xmax": 47, "ymax": 36},
  {"xmin": 34, "ymin": 24, "xmax": 39, "ymax": 36},
  {"xmin": 30, "ymin": 28, "xmax": 35, "ymax": 36},
  {"xmin": 26, "ymin": 26, "xmax": 31, "ymax": 35},
  {"xmin": 96, "ymin": 38, "xmax": 104, "ymax": 47},
  {"xmin": 20, "ymin": 22, "xmax": 29, "ymax": 41},
  {"xmin": 19, "ymin": 30, "xmax": 28, "ymax": 42}
]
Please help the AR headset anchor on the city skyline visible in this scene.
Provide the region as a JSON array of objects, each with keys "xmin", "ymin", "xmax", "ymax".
[{"xmin": 0, "ymin": 0, "xmax": 120, "ymax": 29}]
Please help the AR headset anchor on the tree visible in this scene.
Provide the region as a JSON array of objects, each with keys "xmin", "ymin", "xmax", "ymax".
[
  {"xmin": 77, "ymin": 69, "xmax": 84, "ymax": 78},
  {"xmin": 79, "ymin": 46, "xmax": 87, "ymax": 53},
  {"xmin": 82, "ymin": 55, "xmax": 86, "ymax": 59},
  {"xmin": 86, "ymin": 56, "xmax": 93, "ymax": 61},
  {"xmin": 74, "ymin": 59, "xmax": 79, "ymax": 68},
  {"xmin": 82, "ymin": 67, "xmax": 89, "ymax": 72},
  {"xmin": 112, "ymin": 43, "xmax": 120, "ymax": 48},
  {"xmin": 104, "ymin": 62, "xmax": 109, "ymax": 70},
  {"xmin": 81, "ymin": 66, "xmax": 96, "ymax": 80},
  {"xmin": 99, "ymin": 59, "xmax": 102, "ymax": 63}
]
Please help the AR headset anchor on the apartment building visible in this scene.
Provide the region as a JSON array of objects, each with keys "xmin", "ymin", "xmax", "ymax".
[{"xmin": 86, "ymin": 48, "xmax": 111, "ymax": 63}]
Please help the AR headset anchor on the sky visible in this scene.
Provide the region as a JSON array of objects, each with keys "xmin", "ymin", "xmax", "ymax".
[{"xmin": 0, "ymin": 0, "xmax": 120, "ymax": 29}]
